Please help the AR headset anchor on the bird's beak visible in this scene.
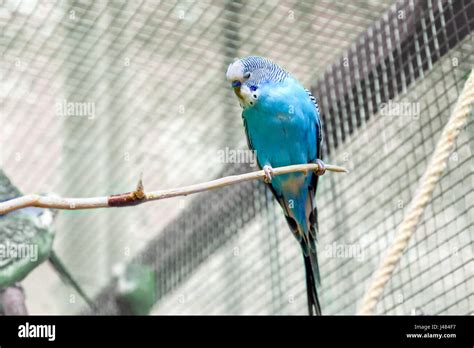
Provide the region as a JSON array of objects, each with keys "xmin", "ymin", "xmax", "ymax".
[
  {"xmin": 233, "ymin": 85, "xmax": 242, "ymax": 100},
  {"xmin": 232, "ymin": 80, "xmax": 243, "ymax": 99}
]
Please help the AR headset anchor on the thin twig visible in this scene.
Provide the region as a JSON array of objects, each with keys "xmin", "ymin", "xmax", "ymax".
[{"xmin": 0, "ymin": 162, "xmax": 348, "ymax": 214}]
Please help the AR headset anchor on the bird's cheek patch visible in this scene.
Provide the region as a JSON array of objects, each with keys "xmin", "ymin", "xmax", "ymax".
[
  {"xmin": 247, "ymin": 90, "xmax": 259, "ymax": 107},
  {"xmin": 237, "ymin": 86, "xmax": 257, "ymax": 108}
]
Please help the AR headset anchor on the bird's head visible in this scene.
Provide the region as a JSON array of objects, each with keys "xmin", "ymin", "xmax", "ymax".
[{"xmin": 226, "ymin": 56, "xmax": 289, "ymax": 109}]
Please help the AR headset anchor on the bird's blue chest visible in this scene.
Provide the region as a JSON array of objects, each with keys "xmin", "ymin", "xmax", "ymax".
[
  {"xmin": 244, "ymin": 109, "xmax": 303, "ymax": 167},
  {"xmin": 242, "ymin": 78, "xmax": 318, "ymax": 198},
  {"xmin": 242, "ymin": 79, "xmax": 316, "ymax": 168}
]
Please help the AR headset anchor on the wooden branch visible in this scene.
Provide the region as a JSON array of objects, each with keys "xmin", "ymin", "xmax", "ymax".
[{"xmin": 0, "ymin": 162, "xmax": 348, "ymax": 214}]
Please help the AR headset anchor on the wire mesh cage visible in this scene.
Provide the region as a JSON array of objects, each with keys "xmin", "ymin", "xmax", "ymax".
[{"xmin": 1, "ymin": 0, "xmax": 472, "ymax": 315}]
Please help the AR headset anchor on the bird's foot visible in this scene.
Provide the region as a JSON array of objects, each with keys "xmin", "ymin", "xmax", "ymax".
[
  {"xmin": 315, "ymin": 159, "xmax": 326, "ymax": 176},
  {"xmin": 263, "ymin": 165, "xmax": 274, "ymax": 183}
]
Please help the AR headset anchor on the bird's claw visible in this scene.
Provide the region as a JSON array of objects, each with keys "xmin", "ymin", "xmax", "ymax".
[
  {"xmin": 315, "ymin": 159, "xmax": 326, "ymax": 176},
  {"xmin": 263, "ymin": 165, "xmax": 274, "ymax": 183}
]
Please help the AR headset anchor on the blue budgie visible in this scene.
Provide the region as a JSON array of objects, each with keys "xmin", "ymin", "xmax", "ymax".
[{"xmin": 227, "ymin": 56, "xmax": 325, "ymax": 315}]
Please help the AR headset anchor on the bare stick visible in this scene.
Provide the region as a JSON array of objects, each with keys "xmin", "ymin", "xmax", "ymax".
[{"xmin": 0, "ymin": 162, "xmax": 348, "ymax": 215}]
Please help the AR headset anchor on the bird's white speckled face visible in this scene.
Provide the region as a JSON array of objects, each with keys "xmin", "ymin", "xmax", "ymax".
[{"xmin": 226, "ymin": 59, "xmax": 260, "ymax": 109}]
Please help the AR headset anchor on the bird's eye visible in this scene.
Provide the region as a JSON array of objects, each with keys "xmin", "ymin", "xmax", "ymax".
[
  {"xmin": 243, "ymin": 72, "xmax": 251, "ymax": 79},
  {"xmin": 250, "ymin": 85, "xmax": 257, "ymax": 91}
]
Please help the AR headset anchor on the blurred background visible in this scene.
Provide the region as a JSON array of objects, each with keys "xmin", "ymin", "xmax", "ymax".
[{"xmin": 0, "ymin": 0, "xmax": 472, "ymax": 314}]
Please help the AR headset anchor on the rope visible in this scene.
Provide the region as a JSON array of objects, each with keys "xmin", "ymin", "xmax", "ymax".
[{"xmin": 358, "ymin": 70, "xmax": 474, "ymax": 315}]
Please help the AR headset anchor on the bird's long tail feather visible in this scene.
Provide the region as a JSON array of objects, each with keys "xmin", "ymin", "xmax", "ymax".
[
  {"xmin": 48, "ymin": 251, "xmax": 96, "ymax": 310},
  {"xmin": 303, "ymin": 244, "xmax": 322, "ymax": 316}
]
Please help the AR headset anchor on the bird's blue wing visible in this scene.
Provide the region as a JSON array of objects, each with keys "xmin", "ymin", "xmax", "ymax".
[{"xmin": 305, "ymin": 88, "xmax": 323, "ymax": 241}]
